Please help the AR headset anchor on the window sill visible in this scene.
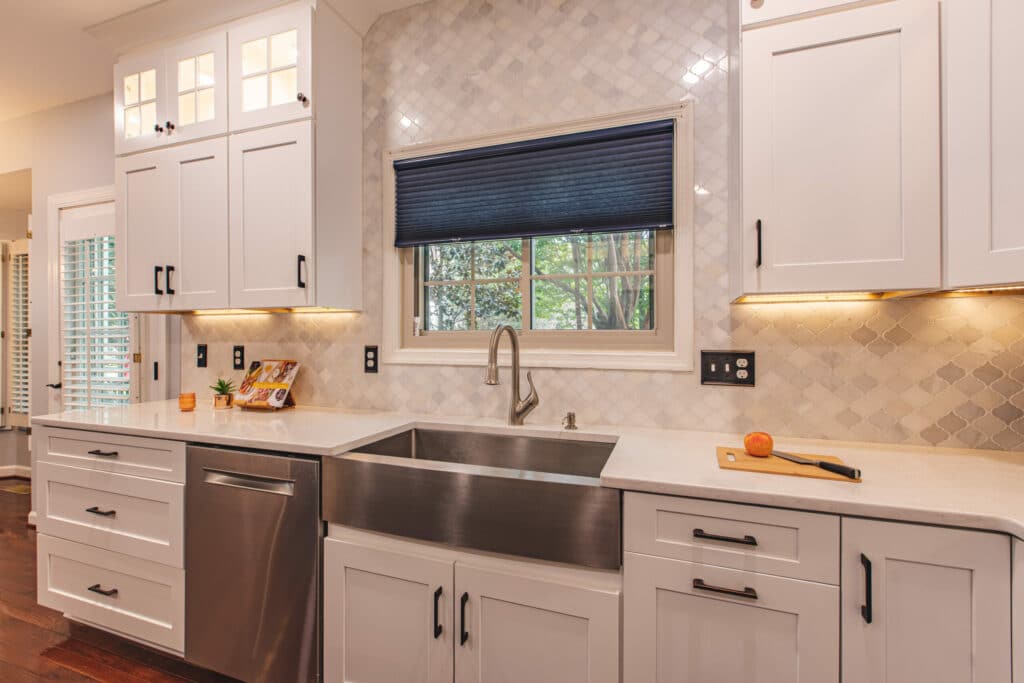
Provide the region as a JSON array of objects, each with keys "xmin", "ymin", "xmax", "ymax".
[{"xmin": 383, "ymin": 346, "xmax": 694, "ymax": 372}]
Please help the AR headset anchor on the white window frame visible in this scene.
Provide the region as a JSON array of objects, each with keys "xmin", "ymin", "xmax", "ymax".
[{"xmin": 381, "ymin": 101, "xmax": 695, "ymax": 371}]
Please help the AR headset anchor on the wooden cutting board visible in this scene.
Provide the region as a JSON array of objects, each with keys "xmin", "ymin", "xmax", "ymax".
[{"xmin": 716, "ymin": 446, "xmax": 862, "ymax": 483}]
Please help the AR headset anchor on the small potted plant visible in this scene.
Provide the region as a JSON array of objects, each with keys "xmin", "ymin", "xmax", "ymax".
[{"xmin": 210, "ymin": 378, "xmax": 237, "ymax": 409}]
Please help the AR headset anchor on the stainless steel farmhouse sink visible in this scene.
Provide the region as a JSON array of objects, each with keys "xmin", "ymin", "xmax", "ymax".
[{"xmin": 322, "ymin": 428, "xmax": 622, "ymax": 569}]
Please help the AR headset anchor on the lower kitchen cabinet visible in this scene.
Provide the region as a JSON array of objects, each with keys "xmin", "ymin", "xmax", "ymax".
[
  {"xmin": 623, "ymin": 551, "xmax": 838, "ymax": 682},
  {"xmin": 324, "ymin": 531, "xmax": 621, "ymax": 683},
  {"xmin": 842, "ymin": 518, "xmax": 1012, "ymax": 683}
]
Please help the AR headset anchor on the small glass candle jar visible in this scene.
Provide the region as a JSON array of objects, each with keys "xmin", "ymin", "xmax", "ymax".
[{"xmin": 178, "ymin": 392, "xmax": 196, "ymax": 412}]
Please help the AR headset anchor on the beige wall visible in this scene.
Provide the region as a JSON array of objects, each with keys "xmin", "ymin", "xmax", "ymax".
[{"xmin": 0, "ymin": 208, "xmax": 29, "ymax": 241}]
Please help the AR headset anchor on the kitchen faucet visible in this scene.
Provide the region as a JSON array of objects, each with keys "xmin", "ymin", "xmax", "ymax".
[{"xmin": 484, "ymin": 324, "xmax": 539, "ymax": 426}]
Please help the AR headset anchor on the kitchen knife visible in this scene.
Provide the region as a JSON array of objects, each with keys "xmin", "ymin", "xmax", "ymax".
[{"xmin": 771, "ymin": 450, "xmax": 861, "ymax": 480}]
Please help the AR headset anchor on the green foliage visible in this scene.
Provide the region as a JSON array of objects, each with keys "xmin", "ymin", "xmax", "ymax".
[{"xmin": 209, "ymin": 378, "xmax": 236, "ymax": 395}]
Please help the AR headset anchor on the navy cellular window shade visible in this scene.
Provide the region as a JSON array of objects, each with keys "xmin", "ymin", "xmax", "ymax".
[{"xmin": 393, "ymin": 119, "xmax": 675, "ymax": 247}]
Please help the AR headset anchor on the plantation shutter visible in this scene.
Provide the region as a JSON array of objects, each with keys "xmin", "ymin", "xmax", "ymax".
[
  {"xmin": 8, "ymin": 241, "xmax": 29, "ymax": 424},
  {"xmin": 393, "ymin": 119, "xmax": 675, "ymax": 247},
  {"xmin": 60, "ymin": 233, "xmax": 132, "ymax": 409}
]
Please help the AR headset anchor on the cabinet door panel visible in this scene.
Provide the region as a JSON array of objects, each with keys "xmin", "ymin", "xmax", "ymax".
[
  {"xmin": 944, "ymin": 0, "xmax": 1024, "ymax": 288},
  {"xmin": 116, "ymin": 149, "xmax": 172, "ymax": 311},
  {"xmin": 454, "ymin": 563, "xmax": 619, "ymax": 683},
  {"xmin": 323, "ymin": 538, "xmax": 453, "ymax": 683},
  {"xmin": 842, "ymin": 518, "xmax": 1011, "ymax": 683},
  {"xmin": 229, "ymin": 120, "xmax": 313, "ymax": 308},
  {"xmin": 741, "ymin": 0, "xmax": 940, "ymax": 294},
  {"xmin": 164, "ymin": 138, "xmax": 228, "ymax": 310},
  {"xmin": 164, "ymin": 32, "xmax": 227, "ymax": 145},
  {"xmin": 114, "ymin": 52, "xmax": 168, "ymax": 155},
  {"xmin": 624, "ymin": 552, "xmax": 838, "ymax": 683}
]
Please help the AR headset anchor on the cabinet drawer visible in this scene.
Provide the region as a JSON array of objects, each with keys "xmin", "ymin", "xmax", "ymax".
[
  {"xmin": 625, "ymin": 493, "xmax": 839, "ymax": 584},
  {"xmin": 36, "ymin": 461, "xmax": 184, "ymax": 567},
  {"xmin": 35, "ymin": 427, "xmax": 185, "ymax": 483},
  {"xmin": 37, "ymin": 535, "xmax": 184, "ymax": 654},
  {"xmin": 742, "ymin": 0, "xmax": 864, "ymax": 26}
]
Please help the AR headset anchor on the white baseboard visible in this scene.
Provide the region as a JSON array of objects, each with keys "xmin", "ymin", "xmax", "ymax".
[{"xmin": 0, "ymin": 464, "xmax": 30, "ymax": 478}]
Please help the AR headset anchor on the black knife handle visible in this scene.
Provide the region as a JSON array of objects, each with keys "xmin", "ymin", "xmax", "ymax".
[{"xmin": 818, "ymin": 461, "xmax": 860, "ymax": 480}]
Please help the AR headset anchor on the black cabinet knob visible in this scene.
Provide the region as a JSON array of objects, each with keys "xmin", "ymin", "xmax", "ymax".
[
  {"xmin": 165, "ymin": 121, "xmax": 175, "ymax": 131},
  {"xmin": 297, "ymin": 92, "xmax": 309, "ymax": 105},
  {"xmin": 154, "ymin": 123, "xmax": 164, "ymax": 133}
]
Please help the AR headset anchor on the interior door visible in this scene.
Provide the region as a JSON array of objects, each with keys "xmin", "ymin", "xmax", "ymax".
[
  {"xmin": 113, "ymin": 51, "xmax": 168, "ymax": 155},
  {"xmin": 163, "ymin": 32, "xmax": 228, "ymax": 145},
  {"xmin": 741, "ymin": 0, "xmax": 940, "ymax": 294},
  {"xmin": 454, "ymin": 562, "xmax": 620, "ymax": 683},
  {"xmin": 842, "ymin": 518, "xmax": 1011, "ymax": 683},
  {"xmin": 323, "ymin": 538, "xmax": 454, "ymax": 683},
  {"xmin": 115, "ymin": 149, "xmax": 173, "ymax": 312},
  {"xmin": 624, "ymin": 552, "xmax": 838, "ymax": 682},
  {"xmin": 228, "ymin": 120, "xmax": 313, "ymax": 308},
  {"xmin": 163, "ymin": 138, "xmax": 229, "ymax": 310},
  {"xmin": 944, "ymin": 0, "xmax": 1024, "ymax": 288}
]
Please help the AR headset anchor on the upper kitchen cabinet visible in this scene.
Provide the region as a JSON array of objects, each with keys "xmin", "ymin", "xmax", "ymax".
[
  {"xmin": 734, "ymin": 0, "xmax": 941, "ymax": 300},
  {"xmin": 114, "ymin": 53, "xmax": 167, "ymax": 156},
  {"xmin": 228, "ymin": 5, "xmax": 312, "ymax": 131},
  {"xmin": 944, "ymin": 0, "xmax": 1024, "ymax": 290}
]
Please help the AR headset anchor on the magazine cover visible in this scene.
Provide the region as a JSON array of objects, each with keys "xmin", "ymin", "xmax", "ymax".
[{"xmin": 234, "ymin": 359, "xmax": 300, "ymax": 409}]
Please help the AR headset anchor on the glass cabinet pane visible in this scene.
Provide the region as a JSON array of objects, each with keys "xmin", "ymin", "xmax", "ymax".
[
  {"xmin": 197, "ymin": 88, "xmax": 215, "ymax": 122},
  {"xmin": 270, "ymin": 30, "xmax": 298, "ymax": 69},
  {"xmin": 197, "ymin": 53, "xmax": 215, "ymax": 87},
  {"xmin": 242, "ymin": 75, "xmax": 268, "ymax": 111},
  {"xmin": 123, "ymin": 74, "xmax": 139, "ymax": 106},
  {"xmin": 178, "ymin": 92, "xmax": 196, "ymax": 126},
  {"xmin": 242, "ymin": 38, "xmax": 268, "ymax": 76},
  {"xmin": 178, "ymin": 58, "xmax": 195, "ymax": 92},
  {"xmin": 270, "ymin": 67, "xmax": 297, "ymax": 106},
  {"xmin": 139, "ymin": 69, "xmax": 156, "ymax": 101},
  {"xmin": 124, "ymin": 106, "xmax": 140, "ymax": 138},
  {"xmin": 139, "ymin": 102, "xmax": 156, "ymax": 135}
]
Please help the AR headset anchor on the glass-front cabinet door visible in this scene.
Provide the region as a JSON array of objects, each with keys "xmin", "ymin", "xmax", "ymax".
[
  {"xmin": 164, "ymin": 33, "xmax": 228, "ymax": 145},
  {"xmin": 228, "ymin": 4, "xmax": 312, "ymax": 131},
  {"xmin": 114, "ymin": 53, "xmax": 166, "ymax": 155}
]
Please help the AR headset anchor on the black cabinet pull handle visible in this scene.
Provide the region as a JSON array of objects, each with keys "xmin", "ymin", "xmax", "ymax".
[
  {"xmin": 755, "ymin": 219, "xmax": 763, "ymax": 268},
  {"xmin": 154, "ymin": 265, "xmax": 164, "ymax": 295},
  {"xmin": 46, "ymin": 382, "xmax": 62, "ymax": 389},
  {"xmin": 297, "ymin": 254, "xmax": 307, "ymax": 289},
  {"xmin": 87, "ymin": 449, "xmax": 118, "ymax": 457},
  {"xmin": 459, "ymin": 592, "xmax": 469, "ymax": 645},
  {"xmin": 693, "ymin": 528, "xmax": 758, "ymax": 546},
  {"xmin": 433, "ymin": 586, "xmax": 443, "ymax": 639},
  {"xmin": 87, "ymin": 584, "xmax": 118, "ymax": 597},
  {"xmin": 861, "ymin": 553, "xmax": 873, "ymax": 624},
  {"xmin": 165, "ymin": 265, "xmax": 175, "ymax": 295},
  {"xmin": 693, "ymin": 578, "xmax": 758, "ymax": 600},
  {"xmin": 85, "ymin": 506, "xmax": 116, "ymax": 517}
]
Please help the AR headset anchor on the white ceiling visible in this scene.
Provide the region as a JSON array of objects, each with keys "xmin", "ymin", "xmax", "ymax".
[{"xmin": 0, "ymin": 0, "xmax": 426, "ymax": 125}]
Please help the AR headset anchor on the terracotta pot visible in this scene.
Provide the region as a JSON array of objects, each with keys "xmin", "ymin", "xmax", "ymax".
[
  {"xmin": 178, "ymin": 392, "xmax": 196, "ymax": 412},
  {"xmin": 213, "ymin": 394, "xmax": 233, "ymax": 410}
]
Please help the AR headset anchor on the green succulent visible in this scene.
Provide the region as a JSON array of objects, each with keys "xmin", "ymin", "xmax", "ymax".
[{"xmin": 209, "ymin": 378, "xmax": 237, "ymax": 395}]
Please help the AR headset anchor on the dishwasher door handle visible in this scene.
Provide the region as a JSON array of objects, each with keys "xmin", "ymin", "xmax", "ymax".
[{"xmin": 202, "ymin": 467, "xmax": 296, "ymax": 496}]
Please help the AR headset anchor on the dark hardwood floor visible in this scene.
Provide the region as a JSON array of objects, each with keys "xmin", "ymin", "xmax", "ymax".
[{"xmin": 0, "ymin": 481, "xmax": 237, "ymax": 682}]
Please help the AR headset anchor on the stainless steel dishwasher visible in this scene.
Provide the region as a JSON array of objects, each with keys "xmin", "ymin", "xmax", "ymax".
[{"xmin": 185, "ymin": 445, "xmax": 320, "ymax": 683}]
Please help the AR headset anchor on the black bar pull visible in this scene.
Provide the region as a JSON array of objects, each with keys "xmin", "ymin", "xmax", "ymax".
[
  {"xmin": 85, "ymin": 506, "xmax": 116, "ymax": 517},
  {"xmin": 433, "ymin": 586, "xmax": 443, "ymax": 639},
  {"xmin": 154, "ymin": 265, "xmax": 164, "ymax": 295},
  {"xmin": 87, "ymin": 584, "xmax": 118, "ymax": 597},
  {"xmin": 165, "ymin": 265, "xmax": 175, "ymax": 295},
  {"xmin": 693, "ymin": 528, "xmax": 758, "ymax": 547},
  {"xmin": 861, "ymin": 553, "xmax": 873, "ymax": 624},
  {"xmin": 693, "ymin": 578, "xmax": 758, "ymax": 600},
  {"xmin": 153, "ymin": 362, "xmax": 159, "ymax": 381},
  {"xmin": 755, "ymin": 219, "xmax": 763, "ymax": 268},
  {"xmin": 46, "ymin": 382, "xmax": 62, "ymax": 389},
  {"xmin": 297, "ymin": 254, "xmax": 307, "ymax": 289},
  {"xmin": 459, "ymin": 592, "xmax": 469, "ymax": 645},
  {"xmin": 87, "ymin": 449, "xmax": 118, "ymax": 458}
]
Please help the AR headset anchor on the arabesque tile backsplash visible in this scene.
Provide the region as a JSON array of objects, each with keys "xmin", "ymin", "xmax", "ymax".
[{"xmin": 181, "ymin": 0, "xmax": 1024, "ymax": 451}]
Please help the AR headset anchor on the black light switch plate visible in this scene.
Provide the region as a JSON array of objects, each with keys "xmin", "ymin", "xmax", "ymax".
[
  {"xmin": 701, "ymin": 350, "xmax": 755, "ymax": 386},
  {"xmin": 197, "ymin": 344, "xmax": 208, "ymax": 368},
  {"xmin": 233, "ymin": 345, "xmax": 245, "ymax": 370},
  {"xmin": 364, "ymin": 346, "xmax": 379, "ymax": 373}
]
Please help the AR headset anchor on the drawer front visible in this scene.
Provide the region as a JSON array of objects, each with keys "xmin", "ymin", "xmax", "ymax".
[
  {"xmin": 37, "ymin": 534, "xmax": 184, "ymax": 654},
  {"xmin": 625, "ymin": 492, "xmax": 839, "ymax": 584},
  {"xmin": 35, "ymin": 426, "xmax": 186, "ymax": 483},
  {"xmin": 742, "ymin": 0, "xmax": 864, "ymax": 25},
  {"xmin": 36, "ymin": 461, "xmax": 184, "ymax": 567}
]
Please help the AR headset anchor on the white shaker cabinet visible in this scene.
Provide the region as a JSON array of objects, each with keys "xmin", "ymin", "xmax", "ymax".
[
  {"xmin": 944, "ymin": 0, "xmax": 1024, "ymax": 289},
  {"xmin": 842, "ymin": 518, "xmax": 1012, "ymax": 683},
  {"xmin": 114, "ymin": 52, "xmax": 167, "ymax": 156},
  {"xmin": 115, "ymin": 148, "xmax": 174, "ymax": 311},
  {"xmin": 736, "ymin": 0, "xmax": 941, "ymax": 298}
]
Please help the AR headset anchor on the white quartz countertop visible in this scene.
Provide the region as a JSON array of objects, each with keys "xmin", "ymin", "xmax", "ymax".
[{"xmin": 33, "ymin": 400, "xmax": 1024, "ymax": 539}]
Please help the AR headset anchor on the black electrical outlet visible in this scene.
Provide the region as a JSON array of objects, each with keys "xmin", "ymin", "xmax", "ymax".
[
  {"xmin": 701, "ymin": 350, "xmax": 755, "ymax": 386},
  {"xmin": 197, "ymin": 344, "xmax": 208, "ymax": 368},
  {"xmin": 364, "ymin": 345, "xmax": 379, "ymax": 373},
  {"xmin": 233, "ymin": 345, "xmax": 245, "ymax": 370}
]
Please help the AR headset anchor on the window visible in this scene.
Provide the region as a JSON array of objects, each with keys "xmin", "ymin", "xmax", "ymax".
[
  {"xmin": 385, "ymin": 103, "xmax": 694, "ymax": 370},
  {"xmin": 177, "ymin": 52, "xmax": 216, "ymax": 126},
  {"xmin": 60, "ymin": 233, "xmax": 133, "ymax": 409},
  {"xmin": 7, "ymin": 241, "xmax": 29, "ymax": 425}
]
